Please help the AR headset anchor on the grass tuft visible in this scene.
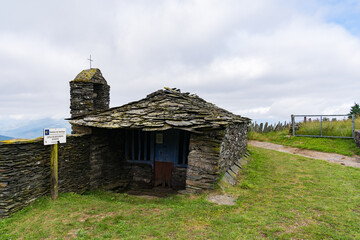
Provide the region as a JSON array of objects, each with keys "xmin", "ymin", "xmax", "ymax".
[
  {"xmin": 1, "ymin": 146, "xmax": 360, "ymax": 239},
  {"xmin": 296, "ymin": 118, "xmax": 360, "ymax": 137}
]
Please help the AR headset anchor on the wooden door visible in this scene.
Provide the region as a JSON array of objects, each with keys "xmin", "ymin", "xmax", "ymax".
[
  {"xmin": 153, "ymin": 130, "xmax": 179, "ymax": 187},
  {"xmin": 154, "ymin": 161, "xmax": 174, "ymax": 187}
]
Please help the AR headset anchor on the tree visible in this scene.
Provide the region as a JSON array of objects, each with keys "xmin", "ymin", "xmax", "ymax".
[{"xmin": 349, "ymin": 102, "xmax": 360, "ymax": 118}]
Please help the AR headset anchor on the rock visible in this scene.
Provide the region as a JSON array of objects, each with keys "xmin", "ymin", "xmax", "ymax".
[{"xmin": 207, "ymin": 194, "xmax": 236, "ymax": 206}]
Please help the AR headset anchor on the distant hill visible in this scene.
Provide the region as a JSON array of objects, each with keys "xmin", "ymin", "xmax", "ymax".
[
  {"xmin": 0, "ymin": 118, "xmax": 71, "ymax": 139},
  {"xmin": 0, "ymin": 135, "xmax": 13, "ymax": 141}
]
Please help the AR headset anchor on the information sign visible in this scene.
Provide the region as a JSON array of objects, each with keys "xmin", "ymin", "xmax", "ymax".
[{"xmin": 43, "ymin": 128, "xmax": 66, "ymax": 145}]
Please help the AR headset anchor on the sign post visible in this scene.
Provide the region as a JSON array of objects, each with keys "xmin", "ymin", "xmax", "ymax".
[
  {"xmin": 43, "ymin": 128, "xmax": 66, "ymax": 200},
  {"xmin": 50, "ymin": 143, "xmax": 58, "ymax": 200}
]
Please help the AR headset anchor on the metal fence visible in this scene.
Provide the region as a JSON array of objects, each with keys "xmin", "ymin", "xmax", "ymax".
[{"xmin": 291, "ymin": 114, "xmax": 355, "ymax": 139}]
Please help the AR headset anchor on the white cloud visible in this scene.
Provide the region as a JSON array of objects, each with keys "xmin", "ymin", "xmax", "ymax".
[
  {"xmin": 209, "ymin": 57, "xmax": 269, "ymax": 80},
  {"xmin": 0, "ymin": 33, "xmax": 84, "ymax": 74},
  {"xmin": 239, "ymin": 107, "xmax": 271, "ymax": 115},
  {"xmin": 1, "ymin": 0, "xmax": 360, "ymax": 128},
  {"xmin": 9, "ymin": 115, "xmax": 25, "ymax": 120}
]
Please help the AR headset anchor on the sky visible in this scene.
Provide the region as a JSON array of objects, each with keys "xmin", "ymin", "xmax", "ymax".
[{"xmin": 1, "ymin": 0, "xmax": 360, "ymax": 137}]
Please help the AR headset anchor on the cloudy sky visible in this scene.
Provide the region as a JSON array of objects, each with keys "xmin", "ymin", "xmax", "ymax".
[{"xmin": 1, "ymin": 0, "xmax": 360, "ymax": 135}]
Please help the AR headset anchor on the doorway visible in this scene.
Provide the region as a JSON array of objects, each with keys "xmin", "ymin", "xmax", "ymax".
[
  {"xmin": 125, "ymin": 129, "xmax": 189, "ymax": 188},
  {"xmin": 154, "ymin": 130, "xmax": 178, "ymax": 187}
]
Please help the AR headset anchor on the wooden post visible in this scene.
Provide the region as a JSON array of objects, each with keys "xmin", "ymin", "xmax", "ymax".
[{"xmin": 51, "ymin": 143, "xmax": 58, "ymax": 200}]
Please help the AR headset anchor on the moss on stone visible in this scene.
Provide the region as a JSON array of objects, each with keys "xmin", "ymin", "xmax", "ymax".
[
  {"xmin": 0, "ymin": 137, "xmax": 43, "ymax": 145},
  {"xmin": 73, "ymin": 68, "xmax": 98, "ymax": 82},
  {"xmin": 84, "ymin": 101, "xmax": 93, "ymax": 107},
  {"xmin": 213, "ymin": 147, "xmax": 221, "ymax": 153},
  {"xmin": 72, "ymin": 68, "xmax": 107, "ymax": 85}
]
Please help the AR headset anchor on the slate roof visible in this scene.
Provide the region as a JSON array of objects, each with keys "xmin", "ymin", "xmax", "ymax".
[{"xmin": 69, "ymin": 88, "xmax": 250, "ymax": 132}]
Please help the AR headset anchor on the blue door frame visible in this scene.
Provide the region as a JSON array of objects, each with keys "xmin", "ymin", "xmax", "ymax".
[
  {"xmin": 155, "ymin": 130, "xmax": 179, "ymax": 163},
  {"xmin": 126, "ymin": 129, "xmax": 189, "ymax": 168}
]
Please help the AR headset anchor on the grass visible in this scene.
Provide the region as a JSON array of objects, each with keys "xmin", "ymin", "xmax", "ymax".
[
  {"xmin": 1, "ymin": 146, "xmax": 360, "ymax": 239},
  {"xmin": 296, "ymin": 118, "xmax": 360, "ymax": 137},
  {"xmin": 249, "ymin": 129, "xmax": 360, "ymax": 156}
]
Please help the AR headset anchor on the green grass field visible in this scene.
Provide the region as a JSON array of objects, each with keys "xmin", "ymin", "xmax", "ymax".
[
  {"xmin": 249, "ymin": 129, "xmax": 360, "ymax": 156},
  {"xmin": 295, "ymin": 118, "xmax": 360, "ymax": 137},
  {"xmin": 1, "ymin": 146, "xmax": 360, "ymax": 239}
]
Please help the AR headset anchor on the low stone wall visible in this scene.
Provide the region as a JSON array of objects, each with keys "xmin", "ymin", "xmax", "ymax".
[
  {"xmin": 355, "ymin": 130, "xmax": 360, "ymax": 149},
  {"xmin": 127, "ymin": 164, "xmax": 153, "ymax": 189},
  {"xmin": 171, "ymin": 167, "xmax": 187, "ymax": 190},
  {"xmin": 0, "ymin": 135, "xmax": 91, "ymax": 218}
]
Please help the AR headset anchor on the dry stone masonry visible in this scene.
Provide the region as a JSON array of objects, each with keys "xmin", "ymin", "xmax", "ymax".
[
  {"xmin": 70, "ymin": 68, "xmax": 110, "ymax": 133},
  {"xmin": 354, "ymin": 130, "xmax": 360, "ymax": 148},
  {"xmin": 0, "ymin": 68, "xmax": 252, "ymax": 218},
  {"xmin": 69, "ymin": 87, "xmax": 249, "ymax": 132},
  {"xmin": 0, "ymin": 135, "xmax": 90, "ymax": 218},
  {"xmin": 69, "ymin": 79, "xmax": 251, "ymax": 193}
]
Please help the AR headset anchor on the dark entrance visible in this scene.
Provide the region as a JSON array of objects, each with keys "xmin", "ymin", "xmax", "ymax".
[{"xmin": 125, "ymin": 129, "xmax": 189, "ymax": 188}]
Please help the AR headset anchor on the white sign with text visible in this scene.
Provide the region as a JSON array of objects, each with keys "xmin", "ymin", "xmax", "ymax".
[{"xmin": 43, "ymin": 128, "xmax": 66, "ymax": 145}]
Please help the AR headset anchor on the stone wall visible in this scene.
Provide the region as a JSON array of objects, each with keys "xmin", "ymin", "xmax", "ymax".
[
  {"xmin": 171, "ymin": 167, "xmax": 187, "ymax": 190},
  {"xmin": 70, "ymin": 80, "xmax": 110, "ymax": 134},
  {"xmin": 89, "ymin": 131, "xmax": 109, "ymax": 189},
  {"xmin": 186, "ymin": 130, "xmax": 225, "ymax": 192},
  {"xmin": 185, "ymin": 123, "xmax": 249, "ymax": 192},
  {"xmin": 58, "ymin": 135, "xmax": 91, "ymax": 193},
  {"xmin": 354, "ymin": 130, "xmax": 360, "ymax": 149},
  {"xmin": 219, "ymin": 123, "xmax": 248, "ymax": 172},
  {"xmin": 127, "ymin": 164, "xmax": 153, "ymax": 189},
  {"xmin": 70, "ymin": 69, "xmax": 110, "ymax": 117},
  {"xmin": 218, "ymin": 123, "xmax": 249, "ymax": 187},
  {"xmin": 1, "ymin": 124, "xmax": 249, "ymax": 217},
  {"xmin": 70, "ymin": 81, "xmax": 108, "ymax": 118},
  {"xmin": 0, "ymin": 135, "xmax": 91, "ymax": 218},
  {"xmin": 0, "ymin": 129, "xmax": 156, "ymax": 218}
]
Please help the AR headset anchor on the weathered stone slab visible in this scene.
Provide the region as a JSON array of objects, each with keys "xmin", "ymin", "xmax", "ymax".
[{"xmin": 69, "ymin": 88, "xmax": 250, "ymax": 131}]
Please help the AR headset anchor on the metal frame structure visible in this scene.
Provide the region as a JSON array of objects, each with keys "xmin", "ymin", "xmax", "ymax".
[{"xmin": 291, "ymin": 114, "xmax": 355, "ymax": 139}]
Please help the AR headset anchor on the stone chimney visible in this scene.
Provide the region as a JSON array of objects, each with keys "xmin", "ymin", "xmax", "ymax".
[{"xmin": 70, "ymin": 68, "xmax": 110, "ymax": 133}]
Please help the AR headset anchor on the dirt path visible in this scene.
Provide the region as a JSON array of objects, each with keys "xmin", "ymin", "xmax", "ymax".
[{"xmin": 248, "ymin": 140, "xmax": 360, "ymax": 168}]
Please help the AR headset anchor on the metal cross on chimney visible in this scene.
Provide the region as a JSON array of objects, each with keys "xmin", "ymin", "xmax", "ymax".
[{"xmin": 88, "ymin": 55, "xmax": 93, "ymax": 69}]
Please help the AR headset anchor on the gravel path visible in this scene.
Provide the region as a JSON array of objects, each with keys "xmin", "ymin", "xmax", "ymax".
[{"xmin": 248, "ymin": 140, "xmax": 360, "ymax": 168}]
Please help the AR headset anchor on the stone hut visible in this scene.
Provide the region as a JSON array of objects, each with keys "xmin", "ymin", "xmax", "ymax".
[{"xmin": 69, "ymin": 69, "xmax": 251, "ymax": 192}]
